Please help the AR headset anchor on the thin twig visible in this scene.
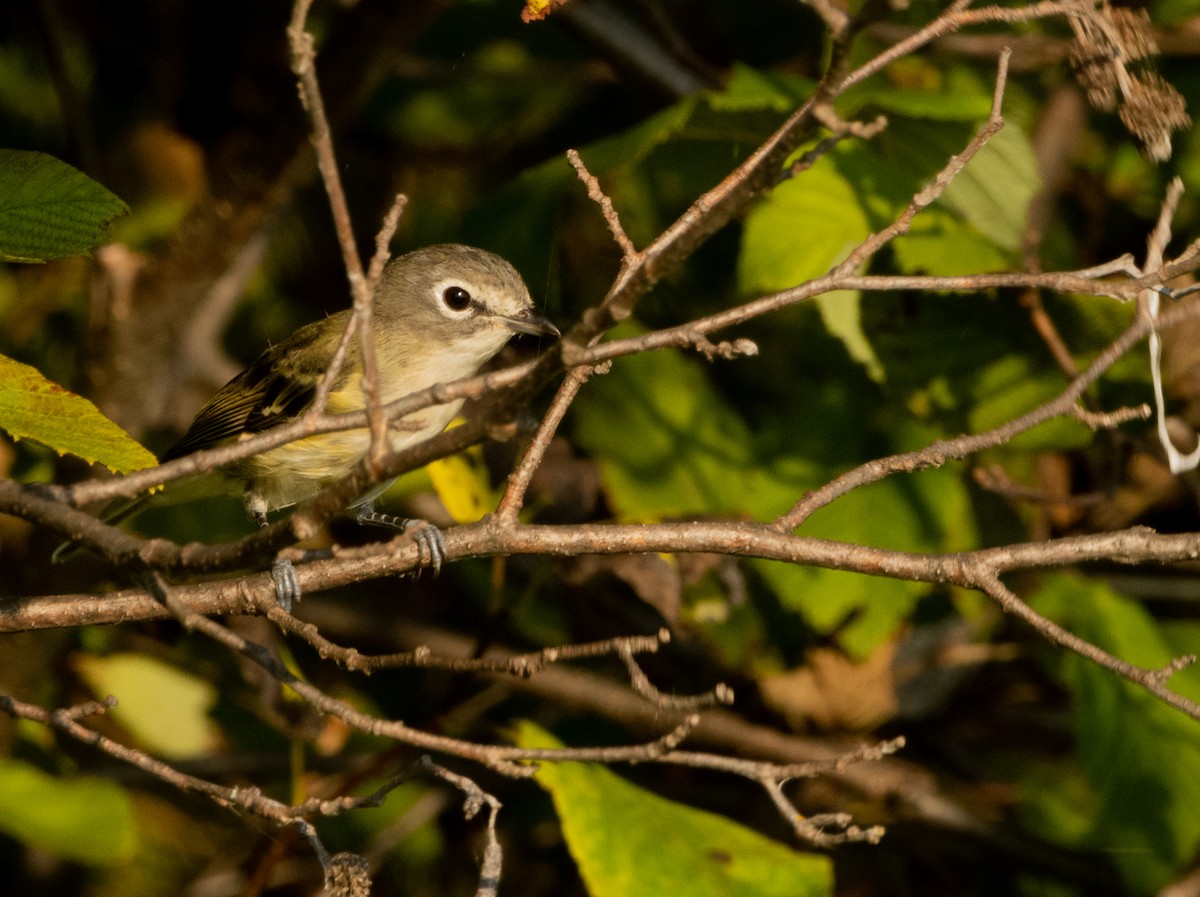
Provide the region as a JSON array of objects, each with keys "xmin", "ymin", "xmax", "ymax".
[
  {"xmin": 493, "ymin": 363, "xmax": 606, "ymax": 524},
  {"xmin": 617, "ymin": 643, "xmax": 735, "ymax": 711},
  {"xmin": 366, "ymin": 192, "xmax": 409, "ymax": 292},
  {"xmin": 771, "ymin": 291, "xmax": 1157, "ymax": 532},
  {"xmin": 146, "ymin": 577, "xmax": 720, "ymax": 773},
  {"xmin": 36, "ymin": 245, "xmax": 1170, "ymax": 535},
  {"xmin": 838, "ymin": 1, "xmax": 1076, "ymax": 93},
  {"xmin": 567, "ymin": 149, "xmax": 637, "ymax": 262},
  {"xmin": 266, "ymin": 610, "xmax": 673, "ymax": 678},
  {"xmin": 1020, "ymin": 289, "xmax": 1083, "ymax": 378},
  {"xmin": 21, "ymin": 269, "xmax": 1200, "ymax": 588},
  {"xmin": 762, "ymin": 780, "xmax": 885, "ymax": 846},
  {"xmin": 20, "ymin": 522, "xmax": 1200, "ymax": 647},
  {"xmin": 972, "ymin": 465, "xmax": 1105, "ymax": 507},
  {"xmin": 828, "ymin": 48, "xmax": 1012, "ymax": 283},
  {"xmin": 287, "ymin": 0, "xmax": 386, "ymax": 460},
  {"xmin": 419, "ymin": 758, "xmax": 504, "ymax": 897},
  {"xmin": 967, "ymin": 566, "xmax": 1200, "ymax": 719},
  {"xmin": 1072, "ymin": 402, "xmax": 1151, "ymax": 430},
  {"xmin": 0, "ymin": 691, "xmax": 345, "ymax": 873}
]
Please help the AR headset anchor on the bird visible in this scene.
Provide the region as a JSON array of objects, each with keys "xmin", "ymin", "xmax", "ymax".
[{"xmin": 56, "ymin": 244, "xmax": 559, "ymax": 609}]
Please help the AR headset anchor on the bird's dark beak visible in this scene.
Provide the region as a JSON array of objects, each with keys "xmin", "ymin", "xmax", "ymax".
[{"xmin": 501, "ymin": 310, "xmax": 560, "ymax": 339}]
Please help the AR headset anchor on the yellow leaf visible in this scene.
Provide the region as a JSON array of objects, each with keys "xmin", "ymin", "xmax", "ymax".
[
  {"xmin": 75, "ymin": 653, "xmax": 220, "ymax": 760},
  {"xmin": 428, "ymin": 448, "xmax": 496, "ymax": 523},
  {"xmin": 0, "ymin": 354, "xmax": 156, "ymax": 473}
]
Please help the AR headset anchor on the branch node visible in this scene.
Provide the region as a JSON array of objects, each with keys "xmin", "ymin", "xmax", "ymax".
[
  {"xmin": 1072, "ymin": 401, "xmax": 1152, "ymax": 430},
  {"xmin": 1149, "ymin": 653, "xmax": 1199, "ymax": 685}
]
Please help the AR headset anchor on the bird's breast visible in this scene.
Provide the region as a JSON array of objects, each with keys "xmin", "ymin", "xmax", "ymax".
[{"xmin": 235, "ymin": 399, "xmax": 465, "ymax": 510}]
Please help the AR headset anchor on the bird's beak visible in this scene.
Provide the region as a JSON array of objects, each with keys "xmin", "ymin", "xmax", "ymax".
[{"xmin": 500, "ymin": 310, "xmax": 560, "ymax": 339}]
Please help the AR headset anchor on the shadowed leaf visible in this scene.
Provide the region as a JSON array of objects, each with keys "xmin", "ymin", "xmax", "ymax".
[{"xmin": 0, "ymin": 150, "xmax": 127, "ymax": 262}]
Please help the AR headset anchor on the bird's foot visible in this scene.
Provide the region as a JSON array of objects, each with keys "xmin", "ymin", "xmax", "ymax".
[
  {"xmin": 271, "ymin": 557, "xmax": 301, "ymax": 612},
  {"xmin": 354, "ymin": 507, "xmax": 446, "ymax": 576},
  {"xmin": 410, "ymin": 522, "xmax": 446, "ymax": 576}
]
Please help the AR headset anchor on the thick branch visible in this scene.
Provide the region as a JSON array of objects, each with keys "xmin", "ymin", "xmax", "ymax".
[{"xmin": 10, "ymin": 522, "xmax": 1200, "ymax": 632}]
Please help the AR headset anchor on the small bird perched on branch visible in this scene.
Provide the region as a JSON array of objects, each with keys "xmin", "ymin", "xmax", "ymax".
[{"xmin": 56, "ymin": 244, "xmax": 559, "ymax": 609}]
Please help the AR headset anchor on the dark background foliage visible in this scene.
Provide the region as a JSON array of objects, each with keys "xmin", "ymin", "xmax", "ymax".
[{"xmin": 3, "ymin": 0, "xmax": 1200, "ymax": 895}]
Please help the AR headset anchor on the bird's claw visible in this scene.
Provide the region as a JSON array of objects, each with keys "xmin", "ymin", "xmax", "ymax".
[
  {"xmin": 410, "ymin": 522, "xmax": 446, "ymax": 576},
  {"xmin": 271, "ymin": 557, "xmax": 301, "ymax": 612},
  {"xmin": 353, "ymin": 506, "xmax": 445, "ymax": 576}
]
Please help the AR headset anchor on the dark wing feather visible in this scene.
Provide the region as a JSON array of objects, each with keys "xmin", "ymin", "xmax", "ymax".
[
  {"xmin": 240, "ymin": 364, "xmax": 319, "ymax": 434},
  {"xmin": 162, "ymin": 314, "xmax": 348, "ymax": 462}
]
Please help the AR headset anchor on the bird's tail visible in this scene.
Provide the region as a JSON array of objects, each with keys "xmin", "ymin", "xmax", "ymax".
[{"xmin": 51, "ymin": 494, "xmax": 150, "ymax": 564}]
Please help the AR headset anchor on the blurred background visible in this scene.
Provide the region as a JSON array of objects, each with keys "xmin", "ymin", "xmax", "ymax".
[{"xmin": 2, "ymin": 0, "xmax": 1200, "ymax": 895}]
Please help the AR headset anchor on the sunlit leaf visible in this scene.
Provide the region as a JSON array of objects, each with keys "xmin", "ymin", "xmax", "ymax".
[
  {"xmin": 737, "ymin": 155, "xmax": 870, "ymax": 297},
  {"xmin": 573, "ymin": 329, "xmax": 755, "ymax": 520},
  {"xmin": 738, "ymin": 142, "xmax": 920, "ymax": 379},
  {"xmin": 519, "ymin": 722, "xmax": 833, "ymax": 897},
  {"xmin": 76, "ymin": 653, "xmax": 221, "ymax": 760},
  {"xmin": 0, "ymin": 354, "xmax": 157, "ymax": 473},
  {"xmin": 0, "ymin": 150, "xmax": 126, "ymax": 262},
  {"xmin": 941, "ymin": 126, "xmax": 1039, "ymax": 251},
  {"xmin": 892, "ymin": 205, "xmax": 1013, "ymax": 275},
  {"xmin": 815, "ymin": 290, "xmax": 884, "ymax": 382},
  {"xmin": 882, "ymin": 119, "xmax": 1038, "ymax": 252}
]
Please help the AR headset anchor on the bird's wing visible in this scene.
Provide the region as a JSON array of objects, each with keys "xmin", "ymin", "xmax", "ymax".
[{"xmin": 162, "ymin": 314, "xmax": 350, "ymax": 462}]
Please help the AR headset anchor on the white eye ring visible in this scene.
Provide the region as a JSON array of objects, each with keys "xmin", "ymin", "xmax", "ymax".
[{"xmin": 441, "ymin": 285, "xmax": 472, "ymax": 312}]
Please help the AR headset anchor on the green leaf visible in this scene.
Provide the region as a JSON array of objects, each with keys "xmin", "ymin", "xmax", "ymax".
[
  {"xmin": 737, "ymin": 142, "xmax": 923, "ymax": 379},
  {"xmin": 738, "ymin": 161, "xmax": 881, "ymax": 377},
  {"xmin": 468, "ymin": 96, "xmax": 699, "ymax": 268},
  {"xmin": 76, "ymin": 653, "xmax": 221, "ymax": 760},
  {"xmin": 518, "ymin": 722, "xmax": 833, "ymax": 897},
  {"xmin": 1027, "ymin": 576, "xmax": 1200, "ymax": 893},
  {"xmin": 941, "ymin": 125, "xmax": 1039, "ymax": 251},
  {"xmin": 882, "ymin": 119, "xmax": 1038, "ymax": 252},
  {"xmin": 0, "ymin": 758, "xmax": 137, "ymax": 864},
  {"xmin": 573, "ymin": 328, "xmax": 756, "ymax": 520},
  {"xmin": 858, "ymin": 85, "xmax": 994, "ymax": 121},
  {"xmin": 472, "ymin": 64, "xmax": 805, "ymax": 276},
  {"xmin": 815, "ymin": 290, "xmax": 884, "ymax": 382},
  {"xmin": 838, "ymin": 59, "xmax": 996, "ymax": 123},
  {"xmin": 0, "ymin": 354, "xmax": 157, "ymax": 473},
  {"xmin": 967, "ymin": 355, "xmax": 1092, "ymax": 451},
  {"xmin": 710, "ymin": 64, "xmax": 812, "ymax": 113},
  {"xmin": 737, "ymin": 155, "xmax": 871, "ymax": 297},
  {"xmin": 756, "ymin": 457, "xmax": 975, "ymax": 658},
  {"xmin": 573, "ymin": 341, "xmax": 973, "ymax": 656},
  {"xmin": 891, "ymin": 205, "xmax": 1013, "ymax": 275},
  {"xmin": 0, "ymin": 150, "xmax": 127, "ymax": 262}
]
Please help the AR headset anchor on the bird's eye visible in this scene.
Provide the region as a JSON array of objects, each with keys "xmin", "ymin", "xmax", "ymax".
[{"xmin": 442, "ymin": 286, "xmax": 472, "ymax": 311}]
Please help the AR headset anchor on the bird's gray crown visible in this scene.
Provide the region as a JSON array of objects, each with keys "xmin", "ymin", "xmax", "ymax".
[{"xmin": 377, "ymin": 244, "xmax": 534, "ymax": 328}]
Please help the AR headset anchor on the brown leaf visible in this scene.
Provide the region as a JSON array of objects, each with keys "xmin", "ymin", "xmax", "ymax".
[{"xmin": 760, "ymin": 642, "xmax": 900, "ymax": 732}]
